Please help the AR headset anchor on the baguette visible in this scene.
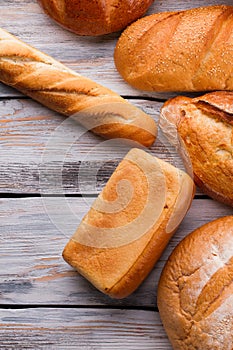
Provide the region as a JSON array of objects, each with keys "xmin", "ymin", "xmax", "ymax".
[
  {"xmin": 114, "ymin": 5, "xmax": 233, "ymax": 92},
  {"xmin": 62, "ymin": 148, "xmax": 195, "ymax": 298},
  {"xmin": 0, "ymin": 28, "xmax": 157, "ymax": 146},
  {"xmin": 160, "ymin": 91, "xmax": 233, "ymax": 206},
  {"xmin": 157, "ymin": 216, "xmax": 233, "ymax": 350}
]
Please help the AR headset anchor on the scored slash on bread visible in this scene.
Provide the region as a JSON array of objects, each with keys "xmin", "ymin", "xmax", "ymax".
[
  {"xmin": 157, "ymin": 216, "xmax": 233, "ymax": 350},
  {"xmin": 160, "ymin": 91, "xmax": 233, "ymax": 207},
  {"xmin": 62, "ymin": 148, "xmax": 195, "ymax": 299},
  {"xmin": 114, "ymin": 5, "xmax": 233, "ymax": 92},
  {"xmin": 0, "ymin": 27, "xmax": 157, "ymax": 147}
]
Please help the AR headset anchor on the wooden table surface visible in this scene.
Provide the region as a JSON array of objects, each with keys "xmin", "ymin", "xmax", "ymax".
[{"xmin": 1, "ymin": 0, "xmax": 233, "ymax": 349}]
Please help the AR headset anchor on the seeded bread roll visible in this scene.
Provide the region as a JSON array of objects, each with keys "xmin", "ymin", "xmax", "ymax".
[
  {"xmin": 63, "ymin": 148, "xmax": 195, "ymax": 299},
  {"xmin": 0, "ymin": 27, "xmax": 157, "ymax": 147},
  {"xmin": 114, "ymin": 5, "xmax": 233, "ymax": 92},
  {"xmin": 160, "ymin": 91, "xmax": 233, "ymax": 207},
  {"xmin": 157, "ymin": 216, "xmax": 233, "ymax": 350},
  {"xmin": 38, "ymin": 0, "xmax": 154, "ymax": 36}
]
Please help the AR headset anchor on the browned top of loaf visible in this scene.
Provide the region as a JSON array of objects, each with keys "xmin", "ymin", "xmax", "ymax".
[
  {"xmin": 114, "ymin": 5, "xmax": 233, "ymax": 92},
  {"xmin": 38, "ymin": 0, "xmax": 153, "ymax": 36},
  {"xmin": 63, "ymin": 149, "xmax": 194, "ymax": 298},
  {"xmin": 157, "ymin": 216, "xmax": 233, "ymax": 350},
  {"xmin": 160, "ymin": 91, "xmax": 233, "ymax": 206}
]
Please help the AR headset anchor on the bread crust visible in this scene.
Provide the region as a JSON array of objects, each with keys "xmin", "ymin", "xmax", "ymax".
[
  {"xmin": 157, "ymin": 216, "xmax": 233, "ymax": 350},
  {"xmin": 114, "ymin": 5, "xmax": 233, "ymax": 92},
  {"xmin": 160, "ymin": 91, "xmax": 233, "ymax": 206},
  {"xmin": 0, "ymin": 27, "xmax": 157, "ymax": 147},
  {"xmin": 38, "ymin": 0, "xmax": 153, "ymax": 36},
  {"xmin": 62, "ymin": 148, "xmax": 195, "ymax": 298}
]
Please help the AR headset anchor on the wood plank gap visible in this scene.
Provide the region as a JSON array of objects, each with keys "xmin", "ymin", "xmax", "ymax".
[
  {"xmin": 193, "ymin": 194, "xmax": 212, "ymax": 200},
  {"xmin": 0, "ymin": 193, "xmax": 207, "ymax": 199},
  {"xmin": 0, "ymin": 94, "xmax": 166, "ymax": 102},
  {"xmin": 0, "ymin": 193, "xmax": 42, "ymax": 198},
  {"xmin": 0, "ymin": 95, "xmax": 29, "ymax": 101},
  {"xmin": 0, "ymin": 193, "xmax": 97, "ymax": 198},
  {"xmin": 0, "ymin": 304, "xmax": 158, "ymax": 312},
  {"xmin": 122, "ymin": 95, "xmax": 167, "ymax": 102}
]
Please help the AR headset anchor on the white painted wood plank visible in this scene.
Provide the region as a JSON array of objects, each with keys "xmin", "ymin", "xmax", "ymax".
[
  {"xmin": 0, "ymin": 308, "xmax": 172, "ymax": 349},
  {"xmin": 0, "ymin": 0, "xmax": 232, "ymax": 98},
  {"xmin": 0, "ymin": 98, "xmax": 189, "ymax": 194},
  {"xmin": 0, "ymin": 197, "xmax": 232, "ymax": 306},
  {"xmin": 1, "ymin": 1, "xmax": 232, "ymax": 349}
]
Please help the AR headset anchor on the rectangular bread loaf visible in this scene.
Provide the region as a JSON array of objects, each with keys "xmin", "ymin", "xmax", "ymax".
[{"xmin": 63, "ymin": 148, "xmax": 195, "ymax": 298}]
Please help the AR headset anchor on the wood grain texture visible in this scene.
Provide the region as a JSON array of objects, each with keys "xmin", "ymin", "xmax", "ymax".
[
  {"xmin": 0, "ymin": 98, "xmax": 188, "ymax": 194},
  {"xmin": 0, "ymin": 308, "xmax": 172, "ymax": 349},
  {"xmin": 0, "ymin": 0, "xmax": 232, "ymax": 99},
  {"xmin": 0, "ymin": 197, "xmax": 232, "ymax": 306},
  {"xmin": 1, "ymin": 1, "xmax": 232, "ymax": 349}
]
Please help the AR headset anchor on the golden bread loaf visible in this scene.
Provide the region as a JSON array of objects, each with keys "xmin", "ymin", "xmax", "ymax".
[
  {"xmin": 0, "ymin": 27, "xmax": 157, "ymax": 147},
  {"xmin": 63, "ymin": 148, "xmax": 195, "ymax": 298},
  {"xmin": 158, "ymin": 216, "xmax": 233, "ymax": 350},
  {"xmin": 160, "ymin": 91, "xmax": 233, "ymax": 206},
  {"xmin": 38, "ymin": 0, "xmax": 154, "ymax": 36},
  {"xmin": 114, "ymin": 5, "xmax": 233, "ymax": 92}
]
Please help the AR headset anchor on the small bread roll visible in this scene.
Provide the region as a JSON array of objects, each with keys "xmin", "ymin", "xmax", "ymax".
[
  {"xmin": 38, "ymin": 0, "xmax": 153, "ymax": 36},
  {"xmin": 160, "ymin": 91, "xmax": 233, "ymax": 207},
  {"xmin": 63, "ymin": 148, "xmax": 194, "ymax": 298},
  {"xmin": 157, "ymin": 216, "xmax": 233, "ymax": 350}
]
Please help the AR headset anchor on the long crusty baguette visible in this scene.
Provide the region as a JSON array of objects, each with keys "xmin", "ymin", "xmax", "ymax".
[
  {"xmin": 114, "ymin": 5, "xmax": 233, "ymax": 92},
  {"xmin": 158, "ymin": 216, "xmax": 233, "ymax": 350},
  {"xmin": 160, "ymin": 91, "xmax": 233, "ymax": 207},
  {"xmin": 0, "ymin": 28, "xmax": 157, "ymax": 146},
  {"xmin": 63, "ymin": 148, "xmax": 195, "ymax": 298}
]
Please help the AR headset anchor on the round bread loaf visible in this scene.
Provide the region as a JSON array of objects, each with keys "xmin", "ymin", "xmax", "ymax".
[
  {"xmin": 157, "ymin": 216, "xmax": 233, "ymax": 350},
  {"xmin": 38, "ymin": 0, "xmax": 153, "ymax": 36}
]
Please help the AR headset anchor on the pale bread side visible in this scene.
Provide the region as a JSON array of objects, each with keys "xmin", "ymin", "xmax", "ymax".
[{"xmin": 63, "ymin": 148, "xmax": 195, "ymax": 298}]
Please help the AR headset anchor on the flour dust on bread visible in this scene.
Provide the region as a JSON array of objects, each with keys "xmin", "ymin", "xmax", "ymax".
[
  {"xmin": 0, "ymin": 27, "xmax": 157, "ymax": 147},
  {"xmin": 160, "ymin": 91, "xmax": 233, "ymax": 207},
  {"xmin": 158, "ymin": 216, "xmax": 233, "ymax": 350},
  {"xmin": 114, "ymin": 5, "xmax": 233, "ymax": 92},
  {"xmin": 63, "ymin": 148, "xmax": 195, "ymax": 299},
  {"xmin": 38, "ymin": 0, "xmax": 154, "ymax": 36}
]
